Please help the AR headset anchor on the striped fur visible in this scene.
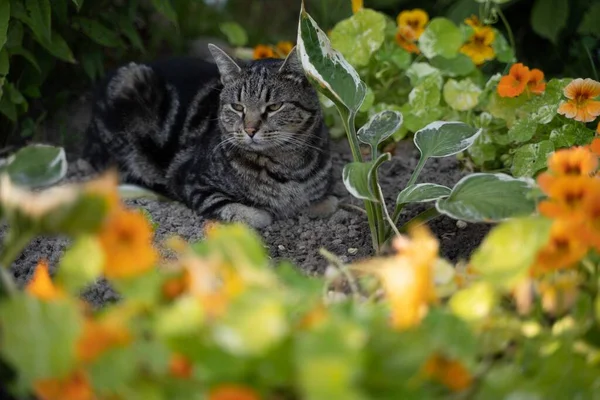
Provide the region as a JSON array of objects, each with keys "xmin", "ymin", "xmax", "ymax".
[{"xmin": 82, "ymin": 45, "xmax": 335, "ymax": 228}]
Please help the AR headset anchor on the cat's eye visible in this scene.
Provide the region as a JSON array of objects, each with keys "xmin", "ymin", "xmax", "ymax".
[
  {"xmin": 267, "ymin": 103, "xmax": 283, "ymax": 112},
  {"xmin": 231, "ymin": 103, "xmax": 244, "ymax": 112}
]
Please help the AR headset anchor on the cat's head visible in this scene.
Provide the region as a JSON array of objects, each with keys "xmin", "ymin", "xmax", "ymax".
[{"xmin": 208, "ymin": 44, "xmax": 322, "ymax": 152}]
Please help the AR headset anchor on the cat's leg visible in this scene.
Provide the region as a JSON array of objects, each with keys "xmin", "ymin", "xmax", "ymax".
[
  {"xmin": 191, "ymin": 191, "xmax": 273, "ymax": 229},
  {"xmin": 306, "ymin": 195, "xmax": 339, "ymax": 219}
]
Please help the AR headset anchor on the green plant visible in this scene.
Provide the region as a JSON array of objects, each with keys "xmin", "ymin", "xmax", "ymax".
[{"xmin": 296, "ymin": 2, "xmax": 536, "ymax": 253}]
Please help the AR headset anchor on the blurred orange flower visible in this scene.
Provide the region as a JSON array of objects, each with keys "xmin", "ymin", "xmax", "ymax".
[
  {"xmin": 26, "ymin": 260, "xmax": 64, "ymax": 301},
  {"xmin": 590, "ymin": 137, "xmax": 600, "ymax": 156},
  {"xmin": 98, "ymin": 208, "xmax": 158, "ymax": 280},
  {"xmin": 537, "ymin": 272, "xmax": 580, "ymax": 316},
  {"xmin": 209, "ymin": 385, "xmax": 261, "ymax": 400},
  {"xmin": 169, "ymin": 353, "xmax": 194, "ymax": 379},
  {"xmin": 34, "ymin": 370, "xmax": 93, "ymax": 400},
  {"xmin": 460, "ymin": 25, "xmax": 495, "ymax": 65},
  {"xmin": 497, "ymin": 63, "xmax": 531, "ymax": 98},
  {"xmin": 423, "ymin": 353, "xmax": 473, "ymax": 392},
  {"xmin": 546, "ymin": 146, "xmax": 598, "ymax": 176},
  {"xmin": 527, "ymin": 69, "xmax": 546, "ymax": 94},
  {"xmin": 275, "ymin": 41, "xmax": 294, "ymax": 57},
  {"xmin": 351, "ymin": 0, "xmax": 363, "ymax": 14},
  {"xmin": 531, "ymin": 219, "xmax": 589, "ymax": 274},
  {"xmin": 557, "ymin": 78, "xmax": 600, "ymax": 122},
  {"xmin": 395, "ymin": 26, "xmax": 420, "ymax": 54},
  {"xmin": 397, "ymin": 9, "xmax": 429, "ymax": 38},
  {"xmin": 84, "ymin": 170, "xmax": 120, "ymax": 213},
  {"xmin": 76, "ymin": 316, "xmax": 132, "ymax": 363},
  {"xmin": 253, "ymin": 45, "xmax": 275, "ymax": 60},
  {"xmin": 537, "ymin": 175, "xmax": 596, "ymax": 218}
]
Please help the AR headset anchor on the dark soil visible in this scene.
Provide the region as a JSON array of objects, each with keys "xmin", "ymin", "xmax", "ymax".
[{"xmin": 1, "ymin": 132, "xmax": 491, "ymax": 307}]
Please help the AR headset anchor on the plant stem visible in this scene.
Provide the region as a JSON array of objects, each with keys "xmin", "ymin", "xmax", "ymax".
[
  {"xmin": 406, "ymin": 156, "xmax": 427, "ymax": 188},
  {"xmin": 399, "ymin": 207, "xmax": 441, "ymax": 232},
  {"xmin": 0, "ymin": 267, "xmax": 16, "ymax": 297},
  {"xmin": 495, "ymin": 6, "xmax": 516, "ymax": 63}
]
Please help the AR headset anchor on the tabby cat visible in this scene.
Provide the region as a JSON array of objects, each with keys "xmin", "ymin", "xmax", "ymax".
[{"xmin": 83, "ymin": 44, "xmax": 337, "ymax": 228}]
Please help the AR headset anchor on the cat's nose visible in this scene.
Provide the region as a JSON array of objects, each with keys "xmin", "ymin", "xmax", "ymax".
[{"xmin": 244, "ymin": 127, "xmax": 257, "ymax": 137}]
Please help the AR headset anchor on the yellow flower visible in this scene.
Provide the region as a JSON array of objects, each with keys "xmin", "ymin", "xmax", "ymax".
[
  {"xmin": 557, "ymin": 78, "xmax": 600, "ymax": 122},
  {"xmin": 423, "ymin": 353, "xmax": 473, "ymax": 392},
  {"xmin": 275, "ymin": 41, "xmax": 294, "ymax": 57},
  {"xmin": 395, "ymin": 26, "xmax": 420, "ymax": 54},
  {"xmin": 253, "ymin": 44, "xmax": 275, "ymax": 60},
  {"xmin": 34, "ymin": 370, "xmax": 93, "ymax": 400},
  {"xmin": 397, "ymin": 9, "xmax": 429, "ymax": 39},
  {"xmin": 26, "ymin": 260, "xmax": 65, "ymax": 301},
  {"xmin": 98, "ymin": 207, "xmax": 158, "ymax": 280},
  {"xmin": 460, "ymin": 25, "xmax": 495, "ymax": 65},
  {"xmin": 351, "ymin": 0, "xmax": 363, "ymax": 14}
]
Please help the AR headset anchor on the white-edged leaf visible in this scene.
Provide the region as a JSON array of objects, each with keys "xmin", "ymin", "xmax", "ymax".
[
  {"xmin": 5, "ymin": 144, "xmax": 67, "ymax": 188},
  {"xmin": 396, "ymin": 183, "xmax": 451, "ymax": 205},
  {"xmin": 436, "ymin": 173, "xmax": 536, "ymax": 223},
  {"xmin": 414, "ymin": 121, "xmax": 482, "ymax": 159},
  {"xmin": 118, "ymin": 184, "xmax": 167, "ymax": 201},
  {"xmin": 357, "ymin": 110, "xmax": 403, "ymax": 149},
  {"xmin": 342, "ymin": 153, "xmax": 391, "ymax": 202},
  {"xmin": 296, "ymin": 2, "xmax": 366, "ymax": 112}
]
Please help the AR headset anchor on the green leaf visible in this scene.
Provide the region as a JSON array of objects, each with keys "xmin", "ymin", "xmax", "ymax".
[
  {"xmin": 25, "ymin": 0, "xmax": 52, "ymax": 41},
  {"xmin": 71, "ymin": 0, "xmax": 84, "ymax": 11},
  {"xmin": 418, "ymin": 17, "xmax": 463, "ymax": 59},
  {"xmin": 401, "ymin": 103, "xmax": 444, "ymax": 133},
  {"xmin": 5, "ymin": 144, "xmax": 67, "ymax": 188},
  {"xmin": 443, "ymin": 78, "xmax": 482, "ymax": 111},
  {"xmin": 492, "ymin": 29, "xmax": 514, "ymax": 63},
  {"xmin": 116, "ymin": 15, "xmax": 144, "ymax": 52},
  {"xmin": 436, "ymin": 173, "xmax": 536, "ymax": 223},
  {"xmin": 150, "ymin": 0, "xmax": 178, "ymax": 24},
  {"xmin": 549, "ymin": 122, "xmax": 594, "ymax": 148},
  {"xmin": 342, "ymin": 153, "xmax": 391, "ymax": 202},
  {"xmin": 420, "ymin": 309, "xmax": 478, "ymax": 361},
  {"xmin": 470, "ymin": 216, "xmax": 553, "ymax": 288},
  {"xmin": 0, "ymin": 294, "xmax": 82, "ymax": 387},
  {"xmin": 72, "ymin": 17, "xmax": 123, "ymax": 47},
  {"xmin": 531, "ymin": 0, "xmax": 568, "ymax": 44},
  {"xmin": 578, "ymin": 3, "xmax": 600, "ymax": 37},
  {"xmin": 0, "ymin": 92, "xmax": 17, "ymax": 120},
  {"xmin": 507, "ymin": 117, "xmax": 538, "ymax": 143},
  {"xmin": 449, "ymin": 282, "xmax": 497, "ymax": 321},
  {"xmin": 6, "ymin": 20, "xmax": 24, "ymax": 48},
  {"xmin": 297, "ymin": 4, "xmax": 366, "ymax": 112},
  {"xmin": 56, "ymin": 235, "xmax": 104, "ymax": 293},
  {"xmin": 0, "ymin": 1, "xmax": 9, "ymax": 50},
  {"xmin": 414, "ymin": 121, "xmax": 482, "ymax": 159},
  {"xmin": 430, "ymin": 54, "xmax": 475, "ymax": 77},
  {"xmin": 34, "ymin": 30, "xmax": 75, "ymax": 63},
  {"xmin": 406, "ymin": 62, "xmax": 442, "ymax": 86},
  {"xmin": 89, "ymin": 347, "xmax": 137, "ymax": 394},
  {"xmin": 219, "ymin": 22, "xmax": 248, "ymax": 47},
  {"xmin": 357, "ymin": 110, "xmax": 403, "ymax": 150},
  {"xmin": 0, "ymin": 48, "xmax": 9, "ymax": 98},
  {"xmin": 511, "ymin": 140, "xmax": 554, "ymax": 177},
  {"xmin": 330, "ymin": 9, "xmax": 386, "ymax": 67},
  {"xmin": 396, "ymin": 183, "xmax": 451, "ymax": 204},
  {"xmin": 408, "ymin": 75, "xmax": 442, "ymax": 113},
  {"xmin": 9, "ymin": 47, "xmax": 41, "ymax": 73}
]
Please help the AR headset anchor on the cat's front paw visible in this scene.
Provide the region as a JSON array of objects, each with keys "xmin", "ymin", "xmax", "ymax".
[
  {"xmin": 306, "ymin": 195, "xmax": 339, "ymax": 219},
  {"xmin": 219, "ymin": 203, "xmax": 273, "ymax": 229}
]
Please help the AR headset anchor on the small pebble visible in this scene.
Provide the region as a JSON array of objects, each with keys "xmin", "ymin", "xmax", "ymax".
[
  {"xmin": 278, "ymin": 244, "xmax": 286, "ymax": 251},
  {"xmin": 456, "ymin": 220, "xmax": 467, "ymax": 229},
  {"xmin": 347, "ymin": 248, "xmax": 358, "ymax": 255}
]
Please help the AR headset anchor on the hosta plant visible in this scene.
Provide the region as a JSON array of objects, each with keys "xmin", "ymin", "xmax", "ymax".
[{"xmin": 295, "ymin": 2, "xmax": 537, "ymax": 252}]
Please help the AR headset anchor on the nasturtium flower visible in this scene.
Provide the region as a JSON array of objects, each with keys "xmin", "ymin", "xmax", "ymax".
[
  {"xmin": 546, "ymin": 146, "xmax": 598, "ymax": 176},
  {"xmin": 557, "ymin": 78, "xmax": 600, "ymax": 122},
  {"xmin": 395, "ymin": 26, "xmax": 420, "ymax": 54},
  {"xmin": 537, "ymin": 175, "xmax": 595, "ymax": 218},
  {"xmin": 169, "ymin": 353, "xmax": 193, "ymax": 379},
  {"xmin": 208, "ymin": 385, "xmax": 261, "ymax": 400},
  {"xmin": 351, "ymin": 0, "xmax": 363, "ymax": 14},
  {"xmin": 34, "ymin": 370, "xmax": 93, "ymax": 400},
  {"xmin": 423, "ymin": 353, "xmax": 473, "ymax": 392},
  {"xmin": 590, "ymin": 137, "xmax": 600, "ymax": 156},
  {"xmin": 275, "ymin": 41, "xmax": 294, "ymax": 57},
  {"xmin": 531, "ymin": 219, "xmax": 589, "ymax": 274},
  {"xmin": 253, "ymin": 44, "xmax": 275, "ymax": 60},
  {"xmin": 527, "ymin": 68, "xmax": 546, "ymax": 94},
  {"xmin": 98, "ymin": 207, "xmax": 158, "ymax": 280},
  {"xmin": 497, "ymin": 63, "xmax": 530, "ymax": 98},
  {"xmin": 84, "ymin": 169, "xmax": 120, "ymax": 212},
  {"xmin": 76, "ymin": 316, "xmax": 132, "ymax": 363},
  {"xmin": 464, "ymin": 15, "xmax": 482, "ymax": 28},
  {"xmin": 580, "ymin": 187, "xmax": 600, "ymax": 250},
  {"xmin": 460, "ymin": 25, "xmax": 495, "ymax": 65},
  {"xmin": 397, "ymin": 9, "xmax": 429, "ymax": 39},
  {"xmin": 26, "ymin": 260, "xmax": 65, "ymax": 301}
]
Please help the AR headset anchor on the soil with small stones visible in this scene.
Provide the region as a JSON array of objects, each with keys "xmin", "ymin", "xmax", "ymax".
[{"xmin": 1, "ymin": 133, "xmax": 492, "ymax": 308}]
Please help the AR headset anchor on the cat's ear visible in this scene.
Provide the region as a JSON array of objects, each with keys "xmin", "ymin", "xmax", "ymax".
[
  {"xmin": 208, "ymin": 43, "xmax": 242, "ymax": 84},
  {"xmin": 278, "ymin": 46, "xmax": 304, "ymax": 74}
]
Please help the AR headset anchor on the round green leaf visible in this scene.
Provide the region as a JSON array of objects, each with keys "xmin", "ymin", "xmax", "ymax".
[
  {"xmin": 430, "ymin": 54, "xmax": 475, "ymax": 77},
  {"xmin": 342, "ymin": 153, "xmax": 391, "ymax": 202},
  {"xmin": 5, "ymin": 144, "xmax": 67, "ymax": 188},
  {"xmin": 396, "ymin": 183, "xmax": 451, "ymax": 205},
  {"xmin": 330, "ymin": 9, "xmax": 386, "ymax": 67},
  {"xmin": 297, "ymin": 5, "xmax": 366, "ymax": 112},
  {"xmin": 507, "ymin": 118, "xmax": 538, "ymax": 143},
  {"xmin": 414, "ymin": 121, "xmax": 482, "ymax": 159},
  {"xmin": 470, "ymin": 216, "xmax": 553, "ymax": 288},
  {"xmin": 443, "ymin": 78, "xmax": 482, "ymax": 111},
  {"xmin": 418, "ymin": 17, "xmax": 463, "ymax": 59},
  {"xmin": 511, "ymin": 140, "xmax": 554, "ymax": 178},
  {"xmin": 436, "ymin": 173, "xmax": 536, "ymax": 223},
  {"xmin": 56, "ymin": 235, "xmax": 105, "ymax": 293},
  {"xmin": 219, "ymin": 22, "xmax": 248, "ymax": 47},
  {"xmin": 491, "ymin": 29, "xmax": 514, "ymax": 63},
  {"xmin": 357, "ymin": 110, "xmax": 403, "ymax": 149},
  {"xmin": 449, "ymin": 282, "xmax": 497, "ymax": 321}
]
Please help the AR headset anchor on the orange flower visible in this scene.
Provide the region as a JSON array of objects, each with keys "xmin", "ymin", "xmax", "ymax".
[
  {"xmin": 546, "ymin": 146, "xmax": 598, "ymax": 176},
  {"xmin": 423, "ymin": 353, "xmax": 473, "ymax": 392},
  {"xmin": 464, "ymin": 15, "xmax": 482, "ymax": 29},
  {"xmin": 531, "ymin": 219, "xmax": 589, "ymax": 274},
  {"xmin": 253, "ymin": 45, "xmax": 275, "ymax": 60},
  {"xmin": 209, "ymin": 385, "xmax": 261, "ymax": 400},
  {"xmin": 590, "ymin": 137, "xmax": 600, "ymax": 157},
  {"xmin": 351, "ymin": 0, "xmax": 363, "ymax": 14},
  {"xmin": 98, "ymin": 208, "xmax": 158, "ymax": 280},
  {"xmin": 169, "ymin": 353, "xmax": 193, "ymax": 379},
  {"xmin": 537, "ymin": 272, "xmax": 580, "ymax": 316},
  {"xmin": 597, "ymin": 121, "xmax": 600, "ymax": 134},
  {"xmin": 397, "ymin": 9, "xmax": 429, "ymax": 39},
  {"xmin": 26, "ymin": 260, "xmax": 65, "ymax": 301},
  {"xmin": 275, "ymin": 41, "xmax": 294, "ymax": 57},
  {"xmin": 460, "ymin": 25, "xmax": 495, "ymax": 65},
  {"xmin": 162, "ymin": 270, "xmax": 191, "ymax": 300},
  {"xmin": 557, "ymin": 78, "xmax": 600, "ymax": 122},
  {"xmin": 297, "ymin": 303, "xmax": 328, "ymax": 330},
  {"xmin": 395, "ymin": 26, "xmax": 420, "ymax": 54},
  {"xmin": 76, "ymin": 316, "xmax": 132, "ymax": 363},
  {"xmin": 537, "ymin": 175, "xmax": 595, "ymax": 218},
  {"xmin": 497, "ymin": 63, "xmax": 531, "ymax": 98},
  {"xmin": 34, "ymin": 370, "xmax": 93, "ymax": 400},
  {"xmin": 527, "ymin": 68, "xmax": 546, "ymax": 94},
  {"xmin": 580, "ymin": 187, "xmax": 600, "ymax": 250}
]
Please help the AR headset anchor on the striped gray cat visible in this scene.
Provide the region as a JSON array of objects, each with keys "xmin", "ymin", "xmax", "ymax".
[{"xmin": 82, "ymin": 44, "xmax": 337, "ymax": 228}]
